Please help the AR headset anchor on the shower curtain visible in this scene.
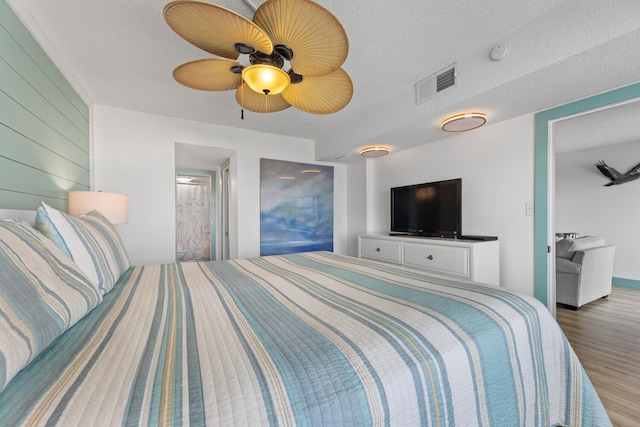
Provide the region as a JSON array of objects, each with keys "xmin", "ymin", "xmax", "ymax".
[{"xmin": 176, "ymin": 180, "xmax": 211, "ymax": 261}]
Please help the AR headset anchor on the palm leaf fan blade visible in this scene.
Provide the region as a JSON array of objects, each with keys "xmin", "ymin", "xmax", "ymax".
[
  {"xmin": 173, "ymin": 59, "xmax": 242, "ymax": 91},
  {"xmin": 164, "ymin": 0, "xmax": 273, "ymax": 59},
  {"xmin": 253, "ymin": 0, "xmax": 348, "ymax": 76},
  {"xmin": 282, "ymin": 68, "xmax": 352, "ymax": 114}
]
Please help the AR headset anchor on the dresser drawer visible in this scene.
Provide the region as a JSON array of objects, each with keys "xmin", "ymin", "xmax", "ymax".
[
  {"xmin": 403, "ymin": 242, "xmax": 469, "ymax": 278},
  {"xmin": 360, "ymin": 238, "xmax": 402, "ymax": 264}
]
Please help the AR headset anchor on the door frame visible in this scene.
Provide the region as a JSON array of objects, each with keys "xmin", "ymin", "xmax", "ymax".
[
  {"xmin": 220, "ymin": 158, "xmax": 231, "ymax": 260},
  {"xmin": 533, "ymin": 81, "xmax": 640, "ymax": 311}
]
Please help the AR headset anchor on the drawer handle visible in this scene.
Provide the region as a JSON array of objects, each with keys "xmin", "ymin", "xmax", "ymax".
[
  {"xmin": 375, "ymin": 247, "xmax": 381, "ymax": 252},
  {"xmin": 427, "ymin": 255, "xmax": 434, "ymax": 260}
]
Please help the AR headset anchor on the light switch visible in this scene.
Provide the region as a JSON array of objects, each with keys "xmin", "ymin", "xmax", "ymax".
[{"xmin": 525, "ymin": 202, "xmax": 534, "ymax": 216}]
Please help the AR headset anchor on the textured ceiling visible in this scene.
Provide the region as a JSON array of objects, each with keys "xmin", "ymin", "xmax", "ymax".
[
  {"xmin": 7, "ymin": 0, "xmax": 640, "ymax": 162},
  {"xmin": 554, "ymin": 98, "xmax": 640, "ymax": 154}
]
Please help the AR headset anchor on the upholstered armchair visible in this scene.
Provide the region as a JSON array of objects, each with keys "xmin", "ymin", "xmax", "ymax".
[{"xmin": 556, "ymin": 236, "xmax": 616, "ymax": 309}]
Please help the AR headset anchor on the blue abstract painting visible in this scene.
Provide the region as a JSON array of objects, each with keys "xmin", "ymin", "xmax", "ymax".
[{"xmin": 260, "ymin": 158, "xmax": 334, "ymax": 256}]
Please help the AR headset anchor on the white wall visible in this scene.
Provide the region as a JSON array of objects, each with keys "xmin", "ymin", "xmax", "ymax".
[
  {"xmin": 91, "ymin": 104, "xmax": 538, "ymax": 294},
  {"xmin": 346, "ymin": 160, "xmax": 367, "ymax": 256},
  {"xmin": 368, "ymin": 114, "xmax": 536, "ymax": 295},
  {"xmin": 92, "ymin": 105, "xmax": 347, "ymax": 265},
  {"xmin": 556, "ymin": 140, "xmax": 640, "ymax": 280}
]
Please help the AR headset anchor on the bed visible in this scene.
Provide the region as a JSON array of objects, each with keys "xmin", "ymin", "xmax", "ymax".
[{"xmin": 0, "ymin": 205, "xmax": 611, "ymax": 426}]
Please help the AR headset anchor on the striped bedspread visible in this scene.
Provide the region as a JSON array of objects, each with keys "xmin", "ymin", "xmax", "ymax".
[{"xmin": 0, "ymin": 252, "xmax": 610, "ymax": 426}]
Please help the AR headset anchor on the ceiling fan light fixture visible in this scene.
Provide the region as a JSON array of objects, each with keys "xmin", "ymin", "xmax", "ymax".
[
  {"xmin": 359, "ymin": 146, "xmax": 390, "ymax": 158},
  {"xmin": 440, "ymin": 112, "xmax": 487, "ymax": 132},
  {"xmin": 164, "ymin": 0, "xmax": 352, "ymax": 114},
  {"xmin": 242, "ymin": 64, "xmax": 290, "ymax": 95}
]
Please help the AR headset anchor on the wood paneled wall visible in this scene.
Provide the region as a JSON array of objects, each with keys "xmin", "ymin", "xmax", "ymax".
[{"xmin": 0, "ymin": 0, "xmax": 89, "ymax": 211}]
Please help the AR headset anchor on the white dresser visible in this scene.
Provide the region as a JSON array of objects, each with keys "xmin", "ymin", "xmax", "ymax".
[{"xmin": 358, "ymin": 234, "xmax": 499, "ymax": 286}]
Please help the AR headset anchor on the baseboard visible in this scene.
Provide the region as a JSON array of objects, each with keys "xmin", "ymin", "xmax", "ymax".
[{"xmin": 612, "ymin": 277, "xmax": 640, "ymax": 289}]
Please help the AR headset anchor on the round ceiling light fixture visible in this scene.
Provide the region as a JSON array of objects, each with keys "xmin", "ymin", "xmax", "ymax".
[
  {"xmin": 440, "ymin": 112, "xmax": 487, "ymax": 132},
  {"xmin": 242, "ymin": 64, "xmax": 290, "ymax": 95},
  {"xmin": 359, "ymin": 146, "xmax": 390, "ymax": 158}
]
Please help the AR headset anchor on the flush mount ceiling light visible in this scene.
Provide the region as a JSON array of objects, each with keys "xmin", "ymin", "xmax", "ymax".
[
  {"xmin": 440, "ymin": 112, "xmax": 488, "ymax": 132},
  {"xmin": 164, "ymin": 0, "xmax": 353, "ymax": 114},
  {"xmin": 360, "ymin": 146, "xmax": 391, "ymax": 158}
]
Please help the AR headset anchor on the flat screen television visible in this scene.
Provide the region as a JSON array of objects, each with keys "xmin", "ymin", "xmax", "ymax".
[{"xmin": 390, "ymin": 178, "xmax": 461, "ymax": 238}]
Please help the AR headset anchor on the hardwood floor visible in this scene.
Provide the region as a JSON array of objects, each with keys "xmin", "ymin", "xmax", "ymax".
[{"xmin": 556, "ymin": 287, "xmax": 640, "ymax": 427}]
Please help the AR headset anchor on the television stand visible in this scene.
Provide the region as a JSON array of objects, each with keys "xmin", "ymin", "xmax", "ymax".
[{"xmin": 358, "ymin": 233, "xmax": 499, "ymax": 286}]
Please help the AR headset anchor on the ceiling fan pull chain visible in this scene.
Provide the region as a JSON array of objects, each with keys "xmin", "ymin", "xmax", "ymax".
[{"xmin": 241, "ymin": 84, "xmax": 245, "ymax": 119}]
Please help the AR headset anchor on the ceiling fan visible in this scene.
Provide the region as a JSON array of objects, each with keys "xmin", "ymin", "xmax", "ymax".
[{"xmin": 163, "ymin": 0, "xmax": 353, "ymax": 115}]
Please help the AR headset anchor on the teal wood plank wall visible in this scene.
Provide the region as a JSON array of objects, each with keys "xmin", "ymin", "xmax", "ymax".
[{"xmin": 0, "ymin": 0, "xmax": 89, "ymax": 211}]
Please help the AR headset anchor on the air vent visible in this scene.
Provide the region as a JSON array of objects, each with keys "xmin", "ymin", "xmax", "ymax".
[
  {"xmin": 415, "ymin": 63, "xmax": 457, "ymax": 105},
  {"xmin": 436, "ymin": 67, "xmax": 456, "ymax": 92}
]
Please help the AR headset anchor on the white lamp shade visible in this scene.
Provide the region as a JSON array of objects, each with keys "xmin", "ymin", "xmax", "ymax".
[{"xmin": 68, "ymin": 191, "xmax": 129, "ymax": 224}]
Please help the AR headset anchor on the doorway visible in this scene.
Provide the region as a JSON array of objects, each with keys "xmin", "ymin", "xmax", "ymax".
[
  {"xmin": 533, "ymin": 82, "xmax": 640, "ymax": 312},
  {"xmin": 175, "ymin": 143, "xmax": 236, "ymax": 262},
  {"xmin": 540, "ymin": 94, "xmax": 640, "ymax": 427},
  {"xmin": 176, "ymin": 173, "xmax": 213, "ymax": 261}
]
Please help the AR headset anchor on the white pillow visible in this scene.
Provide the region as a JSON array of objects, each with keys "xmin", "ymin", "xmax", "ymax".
[{"xmin": 568, "ymin": 236, "xmax": 605, "ymax": 252}]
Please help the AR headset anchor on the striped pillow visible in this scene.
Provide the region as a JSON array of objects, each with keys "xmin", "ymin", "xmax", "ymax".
[
  {"xmin": 34, "ymin": 209, "xmax": 73, "ymax": 258},
  {"xmin": 0, "ymin": 220, "xmax": 103, "ymax": 392},
  {"xmin": 36, "ymin": 202, "xmax": 131, "ymax": 294}
]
